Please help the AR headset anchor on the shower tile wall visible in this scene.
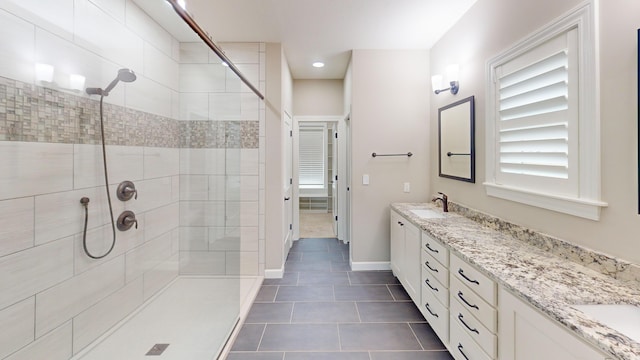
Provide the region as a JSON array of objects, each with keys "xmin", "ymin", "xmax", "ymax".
[{"xmin": 0, "ymin": 1, "xmax": 264, "ymax": 360}]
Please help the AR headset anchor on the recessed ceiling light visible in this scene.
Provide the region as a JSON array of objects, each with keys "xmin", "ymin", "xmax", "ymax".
[{"xmin": 312, "ymin": 62, "xmax": 325, "ymax": 68}]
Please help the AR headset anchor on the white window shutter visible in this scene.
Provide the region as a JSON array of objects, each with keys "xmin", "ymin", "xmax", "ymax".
[{"xmin": 299, "ymin": 126, "xmax": 326, "ymax": 188}]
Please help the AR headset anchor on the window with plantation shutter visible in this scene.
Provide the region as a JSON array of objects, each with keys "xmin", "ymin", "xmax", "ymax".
[
  {"xmin": 298, "ymin": 124, "xmax": 327, "ymax": 194},
  {"xmin": 485, "ymin": 2, "xmax": 606, "ymax": 220}
]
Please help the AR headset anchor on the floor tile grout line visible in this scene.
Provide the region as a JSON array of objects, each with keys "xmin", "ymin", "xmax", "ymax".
[
  {"xmin": 407, "ymin": 322, "xmax": 425, "ymax": 351},
  {"xmin": 354, "ymin": 301, "xmax": 363, "ymax": 323},
  {"xmin": 254, "ymin": 322, "xmax": 268, "ymax": 352}
]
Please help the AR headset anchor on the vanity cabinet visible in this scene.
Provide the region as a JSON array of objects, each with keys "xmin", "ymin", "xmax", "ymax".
[
  {"xmin": 420, "ymin": 232, "xmax": 450, "ymax": 343},
  {"xmin": 449, "ymin": 253, "xmax": 498, "ymax": 360},
  {"xmin": 390, "ymin": 210, "xmax": 421, "ymax": 302},
  {"xmin": 498, "ymin": 287, "xmax": 611, "ymax": 360}
]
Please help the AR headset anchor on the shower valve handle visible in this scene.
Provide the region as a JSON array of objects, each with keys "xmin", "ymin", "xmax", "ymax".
[
  {"xmin": 117, "ymin": 181, "xmax": 138, "ymax": 201},
  {"xmin": 117, "ymin": 211, "xmax": 138, "ymax": 231}
]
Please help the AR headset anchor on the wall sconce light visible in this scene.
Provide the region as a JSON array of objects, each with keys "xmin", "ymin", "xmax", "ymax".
[
  {"xmin": 432, "ymin": 64, "xmax": 460, "ymax": 95},
  {"xmin": 35, "ymin": 63, "xmax": 54, "ymax": 83}
]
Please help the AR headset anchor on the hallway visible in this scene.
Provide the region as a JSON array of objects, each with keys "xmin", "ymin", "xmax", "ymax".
[{"xmin": 227, "ymin": 238, "xmax": 452, "ymax": 360}]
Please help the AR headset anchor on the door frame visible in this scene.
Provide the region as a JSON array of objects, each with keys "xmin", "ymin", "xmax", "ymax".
[{"xmin": 292, "ymin": 115, "xmax": 346, "ymax": 241}]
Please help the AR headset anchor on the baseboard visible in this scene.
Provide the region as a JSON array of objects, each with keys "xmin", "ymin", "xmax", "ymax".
[
  {"xmin": 264, "ymin": 267, "xmax": 284, "ymax": 279},
  {"xmin": 350, "ymin": 261, "xmax": 391, "ymax": 271}
]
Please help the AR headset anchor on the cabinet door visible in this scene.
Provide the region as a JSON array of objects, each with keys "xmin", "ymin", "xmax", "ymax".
[
  {"xmin": 403, "ymin": 221, "xmax": 421, "ymax": 302},
  {"xmin": 390, "ymin": 211, "xmax": 405, "ymax": 278},
  {"xmin": 498, "ymin": 287, "xmax": 609, "ymax": 360}
]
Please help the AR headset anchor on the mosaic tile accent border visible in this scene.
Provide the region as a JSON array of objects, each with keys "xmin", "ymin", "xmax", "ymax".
[
  {"xmin": 449, "ymin": 201, "xmax": 640, "ymax": 286},
  {"xmin": 0, "ymin": 76, "xmax": 259, "ymax": 149}
]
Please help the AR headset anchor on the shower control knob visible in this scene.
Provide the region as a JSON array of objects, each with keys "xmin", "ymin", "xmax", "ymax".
[
  {"xmin": 117, "ymin": 180, "xmax": 137, "ymax": 201},
  {"xmin": 117, "ymin": 211, "xmax": 138, "ymax": 231}
]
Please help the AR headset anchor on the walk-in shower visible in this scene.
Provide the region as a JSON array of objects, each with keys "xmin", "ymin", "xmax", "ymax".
[{"xmin": 81, "ymin": 68, "xmax": 138, "ymax": 259}]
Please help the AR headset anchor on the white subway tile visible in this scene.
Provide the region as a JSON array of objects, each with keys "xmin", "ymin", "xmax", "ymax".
[
  {"xmin": 1, "ymin": 0, "xmax": 73, "ymax": 41},
  {"xmin": 73, "ymin": 145, "xmax": 144, "ymax": 190},
  {"xmin": 179, "ymin": 93, "xmax": 209, "ymax": 121},
  {"xmin": 179, "ymin": 148, "xmax": 226, "ymax": 175},
  {"xmin": 0, "ymin": 237, "xmax": 73, "ymax": 310},
  {"xmin": 74, "ymin": 0, "xmax": 143, "ymax": 71},
  {"xmin": 72, "ymin": 277, "xmax": 143, "ymax": 354},
  {"xmin": 125, "ymin": 74, "xmax": 172, "ymax": 118},
  {"xmin": 180, "ymin": 42, "xmax": 208, "ymax": 64},
  {"xmin": 209, "ymin": 175, "xmax": 228, "ymax": 201},
  {"xmin": 171, "ymin": 89, "xmax": 180, "ymax": 120},
  {"xmin": 34, "ymin": 186, "xmax": 110, "ymax": 246},
  {"xmin": 171, "ymin": 228, "xmax": 179, "ymax": 254},
  {"xmin": 0, "ymin": 197, "xmax": 34, "ymax": 257},
  {"xmin": 179, "ymin": 201, "xmax": 225, "ymax": 227},
  {"xmin": 180, "ymin": 226, "xmax": 210, "ymax": 251},
  {"xmin": 227, "ymin": 149, "xmax": 259, "ymax": 176},
  {"xmin": 179, "ymin": 251, "xmax": 225, "ymax": 275},
  {"xmin": 180, "ymin": 175, "xmax": 209, "ymax": 201},
  {"xmin": 180, "ymin": 63, "xmax": 226, "ymax": 93},
  {"xmin": 0, "ymin": 142, "xmax": 73, "ymax": 201},
  {"xmin": 179, "ymin": 226, "xmax": 208, "ymax": 251},
  {"xmin": 143, "ymin": 42, "xmax": 179, "ymax": 91},
  {"xmin": 226, "ymin": 251, "xmax": 259, "ymax": 276},
  {"xmin": 259, "ymin": 53, "xmax": 266, "ymax": 81},
  {"xmin": 241, "ymin": 176, "xmax": 259, "ymax": 201},
  {"xmin": 136, "ymin": 177, "xmax": 173, "ymax": 213},
  {"xmin": 226, "ymin": 64, "xmax": 259, "ymax": 93},
  {"xmin": 5, "ymin": 321, "xmax": 71, "ymax": 360},
  {"xmin": 171, "ymin": 38, "xmax": 180, "ymax": 62},
  {"xmin": 35, "ymin": 256, "xmax": 125, "ymax": 337},
  {"xmin": 143, "ymin": 147, "xmax": 179, "ymax": 180},
  {"xmin": 209, "ymin": 93, "xmax": 240, "ymax": 120},
  {"xmin": 144, "ymin": 203, "xmax": 179, "ymax": 241},
  {"xmin": 241, "ymin": 227, "xmax": 259, "ymax": 252},
  {"xmin": 125, "ymin": 1, "xmax": 173, "ymax": 57},
  {"xmin": 0, "ymin": 297, "xmax": 34, "ymax": 359},
  {"xmin": 73, "ymin": 219, "xmax": 144, "ymax": 275},
  {"xmin": 0, "ymin": 9, "xmax": 34, "ymax": 83},
  {"xmin": 216, "ymin": 43, "xmax": 260, "ymax": 64},
  {"xmin": 89, "ymin": 0, "xmax": 125, "ymax": 22},
  {"xmin": 171, "ymin": 175, "xmax": 180, "ymax": 203},
  {"xmin": 125, "ymin": 231, "xmax": 173, "ymax": 283},
  {"xmin": 208, "ymin": 227, "xmax": 240, "ymax": 251},
  {"xmin": 241, "ymin": 201, "xmax": 259, "ymax": 227},
  {"xmin": 143, "ymin": 253, "xmax": 178, "ymax": 300}
]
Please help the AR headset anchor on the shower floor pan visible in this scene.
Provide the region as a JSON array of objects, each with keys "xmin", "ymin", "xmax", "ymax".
[{"xmin": 73, "ymin": 276, "xmax": 260, "ymax": 360}]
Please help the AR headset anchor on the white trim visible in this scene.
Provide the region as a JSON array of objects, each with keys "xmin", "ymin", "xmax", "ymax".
[
  {"xmin": 350, "ymin": 261, "xmax": 391, "ymax": 271},
  {"xmin": 264, "ymin": 267, "xmax": 284, "ymax": 279},
  {"xmin": 485, "ymin": 1, "xmax": 603, "ymax": 220},
  {"xmin": 484, "ymin": 182, "xmax": 607, "ymax": 220}
]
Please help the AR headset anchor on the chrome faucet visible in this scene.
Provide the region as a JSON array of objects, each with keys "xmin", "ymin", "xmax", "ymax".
[{"xmin": 432, "ymin": 192, "xmax": 448, "ymax": 212}]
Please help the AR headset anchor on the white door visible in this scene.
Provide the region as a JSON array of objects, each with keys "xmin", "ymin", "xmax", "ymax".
[
  {"xmin": 345, "ymin": 114, "xmax": 351, "ymax": 246},
  {"xmin": 284, "ymin": 112, "xmax": 293, "ymax": 253},
  {"xmin": 331, "ymin": 124, "xmax": 339, "ymax": 236}
]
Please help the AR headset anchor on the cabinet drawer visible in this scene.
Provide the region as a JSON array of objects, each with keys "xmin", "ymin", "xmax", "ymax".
[
  {"xmin": 421, "ymin": 284, "xmax": 449, "ymax": 344},
  {"xmin": 450, "ymin": 319, "xmax": 493, "ymax": 360},
  {"xmin": 450, "ymin": 253, "xmax": 496, "ymax": 306},
  {"xmin": 450, "ymin": 276, "xmax": 496, "ymax": 332},
  {"xmin": 422, "ymin": 251, "xmax": 449, "ymax": 286},
  {"xmin": 423, "ymin": 268, "xmax": 449, "ymax": 307},
  {"xmin": 451, "ymin": 298, "xmax": 497, "ymax": 359},
  {"xmin": 422, "ymin": 232, "xmax": 449, "ymax": 266}
]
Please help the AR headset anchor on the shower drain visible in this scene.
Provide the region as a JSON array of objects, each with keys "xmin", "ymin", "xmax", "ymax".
[{"xmin": 146, "ymin": 344, "xmax": 169, "ymax": 356}]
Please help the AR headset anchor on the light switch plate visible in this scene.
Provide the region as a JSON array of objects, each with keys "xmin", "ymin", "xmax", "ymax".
[
  {"xmin": 404, "ymin": 182, "xmax": 410, "ymax": 193},
  {"xmin": 362, "ymin": 174, "xmax": 369, "ymax": 185}
]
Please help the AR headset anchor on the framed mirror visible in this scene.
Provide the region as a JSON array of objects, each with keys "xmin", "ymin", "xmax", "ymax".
[{"xmin": 438, "ymin": 96, "xmax": 475, "ymax": 183}]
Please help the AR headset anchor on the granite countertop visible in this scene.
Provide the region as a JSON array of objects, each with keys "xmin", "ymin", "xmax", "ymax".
[{"xmin": 391, "ymin": 202, "xmax": 640, "ymax": 360}]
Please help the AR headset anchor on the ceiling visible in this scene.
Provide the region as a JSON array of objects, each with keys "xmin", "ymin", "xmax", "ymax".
[{"xmin": 142, "ymin": 0, "xmax": 478, "ymax": 79}]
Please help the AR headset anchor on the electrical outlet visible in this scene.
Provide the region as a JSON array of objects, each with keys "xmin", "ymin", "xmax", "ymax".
[{"xmin": 362, "ymin": 174, "xmax": 369, "ymax": 185}]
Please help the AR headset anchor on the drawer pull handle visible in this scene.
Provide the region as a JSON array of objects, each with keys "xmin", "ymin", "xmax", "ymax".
[
  {"xmin": 425, "ymin": 243, "xmax": 439, "ymax": 253},
  {"xmin": 458, "ymin": 268, "xmax": 480, "ymax": 285},
  {"xmin": 424, "ymin": 261, "xmax": 438, "ymax": 272},
  {"xmin": 457, "ymin": 343, "xmax": 470, "ymax": 360},
  {"xmin": 425, "ymin": 303, "xmax": 439, "ymax": 318},
  {"xmin": 425, "ymin": 278, "xmax": 438, "ymax": 292},
  {"xmin": 458, "ymin": 313, "xmax": 479, "ymax": 334},
  {"xmin": 457, "ymin": 291, "xmax": 479, "ymax": 310}
]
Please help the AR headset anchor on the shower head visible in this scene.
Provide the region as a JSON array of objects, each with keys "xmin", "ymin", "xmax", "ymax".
[{"xmin": 86, "ymin": 68, "xmax": 137, "ymax": 96}]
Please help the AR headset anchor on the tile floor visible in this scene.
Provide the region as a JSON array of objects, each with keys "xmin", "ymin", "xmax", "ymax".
[{"xmin": 227, "ymin": 238, "xmax": 452, "ymax": 360}]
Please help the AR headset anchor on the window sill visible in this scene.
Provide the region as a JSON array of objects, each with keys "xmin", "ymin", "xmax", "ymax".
[{"xmin": 483, "ymin": 183, "xmax": 608, "ymax": 221}]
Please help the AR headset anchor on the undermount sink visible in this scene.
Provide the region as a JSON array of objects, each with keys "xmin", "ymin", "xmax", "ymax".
[
  {"xmin": 572, "ymin": 304, "xmax": 640, "ymax": 343},
  {"xmin": 410, "ymin": 209, "xmax": 446, "ymax": 219}
]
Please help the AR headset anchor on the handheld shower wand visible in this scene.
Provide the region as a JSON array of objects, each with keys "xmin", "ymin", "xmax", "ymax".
[
  {"xmin": 81, "ymin": 69, "xmax": 137, "ymax": 259},
  {"xmin": 86, "ymin": 68, "xmax": 137, "ymax": 96}
]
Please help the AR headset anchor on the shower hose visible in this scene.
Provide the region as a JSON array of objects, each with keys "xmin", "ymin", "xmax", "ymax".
[{"xmin": 80, "ymin": 94, "xmax": 117, "ymax": 259}]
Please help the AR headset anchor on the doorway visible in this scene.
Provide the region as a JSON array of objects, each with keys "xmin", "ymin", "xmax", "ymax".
[{"xmin": 293, "ymin": 116, "xmax": 348, "ymax": 242}]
